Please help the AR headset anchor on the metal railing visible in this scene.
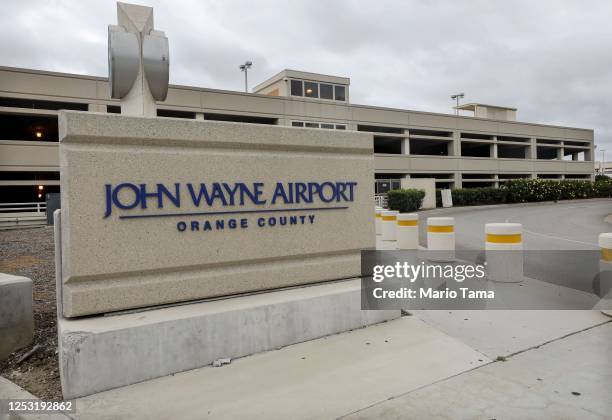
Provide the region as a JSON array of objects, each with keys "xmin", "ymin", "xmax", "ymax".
[
  {"xmin": 0, "ymin": 202, "xmax": 47, "ymax": 229},
  {"xmin": 0, "ymin": 202, "xmax": 46, "ymax": 213},
  {"xmin": 374, "ymin": 194, "xmax": 388, "ymax": 209}
]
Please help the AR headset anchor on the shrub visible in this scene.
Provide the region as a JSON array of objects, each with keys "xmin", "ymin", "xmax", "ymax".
[
  {"xmin": 503, "ymin": 179, "xmax": 561, "ymax": 202},
  {"xmin": 387, "ymin": 189, "xmax": 426, "ymax": 212},
  {"xmin": 451, "ymin": 187, "xmax": 507, "ymax": 206},
  {"xmin": 594, "ymin": 177, "xmax": 612, "ymax": 198}
]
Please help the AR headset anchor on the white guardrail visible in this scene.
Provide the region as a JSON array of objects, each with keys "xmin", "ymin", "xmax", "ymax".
[
  {"xmin": 375, "ymin": 194, "xmax": 388, "ymax": 209},
  {"xmin": 0, "ymin": 202, "xmax": 47, "ymax": 230}
]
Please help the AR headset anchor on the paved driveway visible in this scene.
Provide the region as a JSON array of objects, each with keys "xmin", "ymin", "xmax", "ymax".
[{"xmin": 418, "ymin": 198, "xmax": 611, "ymax": 251}]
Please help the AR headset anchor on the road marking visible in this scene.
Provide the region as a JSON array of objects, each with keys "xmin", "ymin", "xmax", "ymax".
[
  {"xmin": 504, "ymin": 216, "xmax": 598, "ymax": 247},
  {"xmin": 521, "ymin": 229, "xmax": 598, "ymax": 247}
]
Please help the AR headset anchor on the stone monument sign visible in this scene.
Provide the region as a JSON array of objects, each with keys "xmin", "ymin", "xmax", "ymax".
[{"xmin": 58, "ymin": 112, "xmax": 374, "ymax": 317}]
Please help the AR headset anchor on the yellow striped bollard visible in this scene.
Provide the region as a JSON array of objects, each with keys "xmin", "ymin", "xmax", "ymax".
[
  {"xmin": 485, "ymin": 223, "xmax": 523, "ymax": 283},
  {"xmin": 397, "ymin": 213, "xmax": 419, "ymax": 250},
  {"xmin": 375, "ymin": 207, "xmax": 382, "ymax": 236},
  {"xmin": 427, "ymin": 217, "xmax": 455, "ymax": 261},
  {"xmin": 381, "ymin": 210, "xmax": 398, "ymax": 243}
]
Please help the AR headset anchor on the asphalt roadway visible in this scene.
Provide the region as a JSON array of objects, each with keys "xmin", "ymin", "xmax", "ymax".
[
  {"xmin": 416, "ymin": 198, "xmax": 612, "ymax": 296},
  {"xmin": 418, "ymin": 198, "xmax": 611, "ymax": 251}
]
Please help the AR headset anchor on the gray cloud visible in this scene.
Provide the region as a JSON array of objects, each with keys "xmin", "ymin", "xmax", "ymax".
[{"xmin": 1, "ymin": 0, "xmax": 610, "ymax": 155}]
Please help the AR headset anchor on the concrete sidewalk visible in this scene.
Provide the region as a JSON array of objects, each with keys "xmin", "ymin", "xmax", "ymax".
[
  {"xmin": 76, "ymin": 317, "xmax": 489, "ymax": 420},
  {"xmin": 73, "ymin": 311, "xmax": 611, "ymax": 419},
  {"xmin": 345, "ymin": 322, "xmax": 612, "ymax": 420}
]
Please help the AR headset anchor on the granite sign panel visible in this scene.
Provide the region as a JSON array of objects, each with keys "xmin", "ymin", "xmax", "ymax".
[{"xmin": 58, "ymin": 111, "xmax": 374, "ymax": 317}]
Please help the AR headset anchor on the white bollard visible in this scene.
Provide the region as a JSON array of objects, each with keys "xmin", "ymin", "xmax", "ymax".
[
  {"xmin": 397, "ymin": 213, "xmax": 419, "ymax": 250},
  {"xmin": 598, "ymin": 233, "xmax": 612, "ymax": 316},
  {"xmin": 427, "ymin": 217, "xmax": 455, "ymax": 261},
  {"xmin": 375, "ymin": 207, "xmax": 382, "ymax": 236},
  {"xmin": 381, "ymin": 210, "xmax": 398, "ymax": 242},
  {"xmin": 485, "ymin": 223, "xmax": 523, "ymax": 283}
]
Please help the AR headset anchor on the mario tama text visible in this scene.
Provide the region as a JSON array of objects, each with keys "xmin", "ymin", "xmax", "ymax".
[
  {"xmin": 369, "ymin": 261, "xmax": 494, "ymax": 302},
  {"xmin": 103, "ymin": 181, "xmax": 358, "ymax": 232}
]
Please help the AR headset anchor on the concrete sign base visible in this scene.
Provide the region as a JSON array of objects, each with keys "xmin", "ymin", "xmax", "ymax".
[{"xmin": 57, "ymin": 276, "xmax": 399, "ymax": 399}]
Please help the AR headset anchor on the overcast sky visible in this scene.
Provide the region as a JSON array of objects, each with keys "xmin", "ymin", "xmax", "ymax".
[{"xmin": 2, "ymin": 0, "xmax": 611, "ymax": 154}]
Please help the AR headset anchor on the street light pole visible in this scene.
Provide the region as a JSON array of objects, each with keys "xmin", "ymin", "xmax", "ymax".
[
  {"xmin": 601, "ymin": 149, "xmax": 606, "ymax": 174},
  {"xmin": 450, "ymin": 93, "xmax": 465, "ymax": 115},
  {"xmin": 239, "ymin": 61, "xmax": 252, "ymax": 93}
]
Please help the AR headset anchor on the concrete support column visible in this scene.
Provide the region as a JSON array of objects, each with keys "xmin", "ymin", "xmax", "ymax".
[
  {"xmin": 530, "ymin": 138, "xmax": 537, "ymax": 159},
  {"xmin": 195, "ymin": 112, "xmax": 204, "ymax": 120},
  {"xmin": 452, "ymin": 131, "xmax": 461, "ymax": 157},
  {"xmin": 453, "ymin": 173, "xmax": 462, "ymax": 189},
  {"xmin": 557, "ymin": 145, "xmax": 564, "ymax": 160},
  {"xmin": 402, "ymin": 130, "xmax": 410, "ymax": 155}
]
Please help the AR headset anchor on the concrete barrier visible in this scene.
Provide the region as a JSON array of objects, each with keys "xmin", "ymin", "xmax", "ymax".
[
  {"xmin": 485, "ymin": 223, "xmax": 523, "ymax": 283},
  {"xmin": 0, "ymin": 273, "xmax": 34, "ymax": 360},
  {"xmin": 397, "ymin": 213, "xmax": 418, "ymax": 250},
  {"xmin": 375, "ymin": 207, "xmax": 382, "ymax": 236},
  {"xmin": 381, "ymin": 210, "xmax": 398, "ymax": 242},
  {"xmin": 599, "ymin": 233, "xmax": 612, "ymax": 316}
]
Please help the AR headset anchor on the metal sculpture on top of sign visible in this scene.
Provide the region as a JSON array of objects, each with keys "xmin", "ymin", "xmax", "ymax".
[{"xmin": 108, "ymin": 2, "xmax": 169, "ymax": 116}]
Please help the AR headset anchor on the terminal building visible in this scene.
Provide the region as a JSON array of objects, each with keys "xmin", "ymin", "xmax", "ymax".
[{"xmin": 0, "ymin": 66, "xmax": 595, "ymax": 204}]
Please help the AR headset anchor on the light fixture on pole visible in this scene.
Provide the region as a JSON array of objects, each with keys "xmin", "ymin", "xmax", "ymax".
[
  {"xmin": 239, "ymin": 61, "xmax": 252, "ymax": 93},
  {"xmin": 451, "ymin": 93, "xmax": 464, "ymax": 115}
]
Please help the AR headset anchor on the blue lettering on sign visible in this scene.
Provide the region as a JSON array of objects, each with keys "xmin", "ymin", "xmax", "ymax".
[
  {"xmin": 104, "ymin": 181, "xmax": 357, "ymax": 218},
  {"xmin": 103, "ymin": 181, "xmax": 357, "ymax": 233}
]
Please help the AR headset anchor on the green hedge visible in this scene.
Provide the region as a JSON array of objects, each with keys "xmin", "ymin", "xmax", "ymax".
[
  {"xmin": 450, "ymin": 187, "xmax": 508, "ymax": 206},
  {"xmin": 432, "ymin": 178, "xmax": 611, "ymax": 207},
  {"xmin": 504, "ymin": 179, "xmax": 612, "ymax": 202},
  {"xmin": 387, "ymin": 189, "xmax": 426, "ymax": 212}
]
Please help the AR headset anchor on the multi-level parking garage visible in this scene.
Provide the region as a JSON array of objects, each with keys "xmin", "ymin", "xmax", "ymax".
[{"xmin": 0, "ymin": 67, "xmax": 594, "ymax": 203}]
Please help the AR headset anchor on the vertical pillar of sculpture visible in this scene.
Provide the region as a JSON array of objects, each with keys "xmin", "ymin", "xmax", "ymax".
[
  {"xmin": 108, "ymin": 2, "xmax": 169, "ymax": 117},
  {"xmin": 117, "ymin": 3, "xmax": 156, "ymax": 117}
]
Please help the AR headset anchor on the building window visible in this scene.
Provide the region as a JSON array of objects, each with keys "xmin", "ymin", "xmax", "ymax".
[
  {"xmin": 320, "ymin": 83, "xmax": 333, "ymax": 100},
  {"xmin": 292, "ymin": 120, "xmax": 347, "ymax": 130},
  {"xmin": 290, "ymin": 80, "xmax": 303, "ymax": 97},
  {"xmin": 304, "ymin": 82, "xmax": 318, "ymax": 98},
  {"xmin": 334, "ymin": 85, "xmax": 346, "ymax": 101},
  {"xmin": 289, "ymin": 80, "xmax": 347, "ymax": 102}
]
